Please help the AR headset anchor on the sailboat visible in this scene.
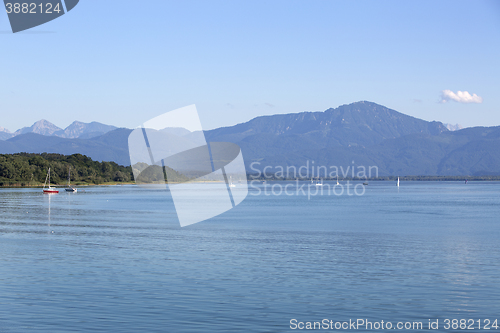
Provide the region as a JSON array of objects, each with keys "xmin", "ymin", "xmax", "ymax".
[
  {"xmin": 65, "ymin": 167, "xmax": 77, "ymax": 192},
  {"xmin": 336, "ymin": 175, "xmax": 340, "ymax": 185},
  {"xmin": 397, "ymin": 177, "xmax": 400, "ymax": 187},
  {"xmin": 229, "ymin": 176, "xmax": 236, "ymax": 188},
  {"xmin": 315, "ymin": 178, "xmax": 323, "ymax": 186},
  {"xmin": 43, "ymin": 168, "xmax": 59, "ymax": 194}
]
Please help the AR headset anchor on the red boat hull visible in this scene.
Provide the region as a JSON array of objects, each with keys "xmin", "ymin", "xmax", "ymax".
[{"xmin": 43, "ymin": 189, "xmax": 59, "ymax": 194}]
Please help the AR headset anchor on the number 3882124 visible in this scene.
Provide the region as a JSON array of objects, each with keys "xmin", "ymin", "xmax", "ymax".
[{"xmin": 5, "ymin": 3, "xmax": 63, "ymax": 14}]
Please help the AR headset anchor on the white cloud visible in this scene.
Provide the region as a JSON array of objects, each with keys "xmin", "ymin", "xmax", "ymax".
[{"xmin": 440, "ymin": 90, "xmax": 483, "ymax": 104}]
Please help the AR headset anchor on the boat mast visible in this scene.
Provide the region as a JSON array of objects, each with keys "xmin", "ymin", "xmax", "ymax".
[{"xmin": 44, "ymin": 168, "xmax": 49, "ymax": 189}]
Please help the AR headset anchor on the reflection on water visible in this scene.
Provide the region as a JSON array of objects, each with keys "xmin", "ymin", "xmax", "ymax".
[
  {"xmin": 0, "ymin": 182, "xmax": 499, "ymax": 332},
  {"xmin": 47, "ymin": 192, "xmax": 52, "ymax": 232}
]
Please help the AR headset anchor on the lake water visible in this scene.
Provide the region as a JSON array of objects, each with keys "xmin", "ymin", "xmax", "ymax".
[{"xmin": 1, "ymin": 181, "xmax": 499, "ymax": 332}]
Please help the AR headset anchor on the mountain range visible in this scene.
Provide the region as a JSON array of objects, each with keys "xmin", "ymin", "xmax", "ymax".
[
  {"xmin": 0, "ymin": 120, "xmax": 117, "ymax": 140},
  {"xmin": 1, "ymin": 101, "xmax": 499, "ymax": 176}
]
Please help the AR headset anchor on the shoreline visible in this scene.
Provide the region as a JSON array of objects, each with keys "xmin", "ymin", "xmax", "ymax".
[
  {"xmin": 1, "ymin": 178, "xmax": 499, "ymax": 189},
  {"xmin": 0, "ymin": 180, "xmax": 228, "ymax": 188}
]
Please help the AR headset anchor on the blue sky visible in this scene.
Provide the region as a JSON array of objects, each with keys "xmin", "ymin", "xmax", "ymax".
[{"xmin": 1, "ymin": 0, "xmax": 499, "ymax": 131}]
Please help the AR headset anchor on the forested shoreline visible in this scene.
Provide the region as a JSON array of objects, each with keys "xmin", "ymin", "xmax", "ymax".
[
  {"xmin": 0, "ymin": 153, "xmax": 133, "ymax": 186},
  {"xmin": 1, "ymin": 152, "xmax": 498, "ymax": 188}
]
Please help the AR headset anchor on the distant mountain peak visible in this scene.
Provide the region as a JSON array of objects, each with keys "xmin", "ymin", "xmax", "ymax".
[
  {"xmin": 205, "ymin": 101, "xmax": 450, "ymax": 151},
  {"xmin": 160, "ymin": 127, "xmax": 192, "ymax": 137},
  {"xmin": 14, "ymin": 119, "xmax": 62, "ymax": 136},
  {"xmin": 55, "ymin": 121, "xmax": 118, "ymax": 139},
  {"xmin": 0, "ymin": 126, "xmax": 13, "ymax": 140},
  {"xmin": 69, "ymin": 120, "xmax": 85, "ymax": 126},
  {"xmin": 444, "ymin": 123, "xmax": 463, "ymax": 131}
]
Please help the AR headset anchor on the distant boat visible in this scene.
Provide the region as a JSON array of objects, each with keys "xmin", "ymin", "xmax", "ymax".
[
  {"xmin": 65, "ymin": 167, "xmax": 77, "ymax": 193},
  {"xmin": 397, "ymin": 177, "xmax": 400, "ymax": 187},
  {"xmin": 315, "ymin": 178, "xmax": 323, "ymax": 186},
  {"xmin": 229, "ymin": 176, "xmax": 236, "ymax": 188},
  {"xmin": 363, "ymin": 182, "xmax": 368, "ymax": 185},
  {"xmin": 43, "ymin": 168, "xmax": 59, "ymax": 194},
  {"xmin": 336, "ymin": 175, "xmax": 340, "ymax": 186},
  {"xmin": 465, "ymin": 179, "xmax": 468, "ymax": 184}
]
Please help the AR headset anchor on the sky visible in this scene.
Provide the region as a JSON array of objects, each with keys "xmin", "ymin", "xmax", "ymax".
[{"xmin": 1, "ymin": 0, "xmax": 499, "ymax": 132}]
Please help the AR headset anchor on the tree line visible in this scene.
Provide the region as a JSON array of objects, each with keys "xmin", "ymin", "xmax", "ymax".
[{"xmin": 0, "ymin": 153, "xmax": 133, "ymax": 186}]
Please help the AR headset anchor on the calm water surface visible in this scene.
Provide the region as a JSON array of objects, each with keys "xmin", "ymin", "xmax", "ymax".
[{"xmin": 0, "ymin": 181, "xmax": 499, "ymax": 332}]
